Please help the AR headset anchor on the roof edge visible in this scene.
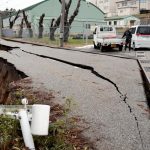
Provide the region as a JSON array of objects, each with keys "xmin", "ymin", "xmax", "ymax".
[{"xmin": 82, "ymin": 0, "xmax": 105, "ymax": 15}]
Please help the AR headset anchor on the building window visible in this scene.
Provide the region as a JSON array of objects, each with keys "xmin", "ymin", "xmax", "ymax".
[
  {"xmin": 130, "ymin": 27, "xmax": 136, "ymax": 34},
  {"xmin": 120, "ymin": 10, "xmax": 123, "ymax": 13},
  {"xmin": 122, "ymin": 2, "xmax": 127, "ymax": 6},
  {"xmin": 114, "ymin": 21, "xmax": 117, "ymax": 25},
  {"xmin": 86, "ymin": 24, "xmax": 91, "ymax": 29},
  {"xmin": 109, "ymin": 21, "xmax": 111, "ymax": 25}
]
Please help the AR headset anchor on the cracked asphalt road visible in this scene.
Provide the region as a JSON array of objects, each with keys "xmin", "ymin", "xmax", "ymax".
[{"xmin": 0, "ymin": 39, "xmax": 150, "ymax": 150}]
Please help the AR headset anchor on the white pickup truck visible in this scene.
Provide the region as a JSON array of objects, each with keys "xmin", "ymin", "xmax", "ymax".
[{"xmin": 93, "ymin": 25, "xmax": 124, "ymax": 51}]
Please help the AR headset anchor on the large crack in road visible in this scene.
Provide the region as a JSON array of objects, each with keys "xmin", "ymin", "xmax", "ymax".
[{"xmin": 19, "ymin": 48, "xmax": 145, "ymax": 149}]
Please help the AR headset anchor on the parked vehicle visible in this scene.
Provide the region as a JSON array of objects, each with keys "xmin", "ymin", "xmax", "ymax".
[
  {"xmin": 130, "ymin": 25, "xmax": 150, "ymax": 50},
  {"xmin": 93, "ymin": 25, "xmax": 124, "ymax": 51}
]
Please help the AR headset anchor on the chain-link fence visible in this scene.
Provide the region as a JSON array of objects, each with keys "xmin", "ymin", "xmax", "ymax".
[{"xmin": 2, "ymin": 25, "xmax": 94, "ymax": 47}]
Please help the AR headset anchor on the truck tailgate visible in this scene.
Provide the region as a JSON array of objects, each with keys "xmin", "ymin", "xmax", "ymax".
[{"xmin": 103, "ymin": 37, "xmax": 123, "ymax": 44}]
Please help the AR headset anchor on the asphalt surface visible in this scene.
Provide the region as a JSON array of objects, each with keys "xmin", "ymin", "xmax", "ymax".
[{"xmin": 0, "ymin": 39, "xmax": 149, "ymax": 150}]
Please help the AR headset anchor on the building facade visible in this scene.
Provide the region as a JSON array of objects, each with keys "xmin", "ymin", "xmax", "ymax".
[
  {"xmin": 106, "ymin": 15, "xmax": 140, "ymax": 28},
  {"xmin": 116, "ymin": 0, "xmax": 139, "ymax": 16},
  {"xmin": 89, "ymin": 0, "xmax": 150, "ymax": 17},
  {"xmin": 89, "ymin": 0, "xmax": 117, "ymax": 17}
]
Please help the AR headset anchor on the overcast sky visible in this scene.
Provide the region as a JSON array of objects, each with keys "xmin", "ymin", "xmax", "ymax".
[{"xmin": 0, "ymin": 0, "xmax": 44, "ymax": 10}]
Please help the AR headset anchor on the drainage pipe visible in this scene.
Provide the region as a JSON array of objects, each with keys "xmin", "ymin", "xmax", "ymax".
[
  {"xmin": 19, "ymin": 109, "xmax": 35, "ymax": 150},
  {"xmin": 31, "ymin": 104, "xmax": 50, "ymax": 135}
]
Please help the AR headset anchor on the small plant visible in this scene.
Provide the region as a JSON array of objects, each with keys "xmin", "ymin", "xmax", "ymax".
[{"xmin": 0, "ymin": 115, "xmax": 23, "ymax": 150}]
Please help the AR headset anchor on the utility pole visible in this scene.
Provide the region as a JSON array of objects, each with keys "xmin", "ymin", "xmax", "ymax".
[
  {"xmin": 60, "ymin": 0, "xmax": 65, "ymax": 47},
  {"xmin": 139, "ymin": 0, "xmax": 141, "ymax": 14},
  {"xmin": 0, "ymin": 13, "xmax": 2, "ymax": 38}
]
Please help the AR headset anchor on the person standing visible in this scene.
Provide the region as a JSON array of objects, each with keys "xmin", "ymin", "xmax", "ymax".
[{"xmin": 122, "ymin": 29, "xmax": 132, "ymax": 51}]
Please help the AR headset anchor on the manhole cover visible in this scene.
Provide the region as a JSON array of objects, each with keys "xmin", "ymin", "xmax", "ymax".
[
  {"xmin": 144, "ymin": 67, "xmax": 150, "ymax": 72},
  {"xmin": 140, "ymin": 60, "xmax": 150, "ymax": 63}
]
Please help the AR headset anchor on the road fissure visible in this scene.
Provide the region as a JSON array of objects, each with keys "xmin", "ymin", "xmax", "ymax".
[{"xmin": 20, "ymin": 49, "xmax": 144, "ymax": 149}]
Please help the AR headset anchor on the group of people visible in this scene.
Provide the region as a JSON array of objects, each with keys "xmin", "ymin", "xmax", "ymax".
[{"xmin": 122, "ymin": 29, "xmax": 132, "ymax": 51}]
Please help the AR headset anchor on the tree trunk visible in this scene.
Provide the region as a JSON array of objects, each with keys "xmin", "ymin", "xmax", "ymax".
[
  {"xmin": 64, "ymin": 25, "xmax": 70, "ymax": 42},
  {"xmin": 38, "ymin": 13, "xmax": 45, "ymax": 38},
  {"xmin": 50, "ymin": 27, "xmax": 57, "ymax": 40},
  {"xmin": 22, "ymin": 10, "xmax": 33, "ymax": 38},
  {"xmin": 50, "ymin": 0, "xmax": 81, "ymax": 43},
  {"xmin": 18, "ymin": 18, "xmax": 24, "ymax": 38},
  {"xmin": 38, "ymin": 27, "xmax": 43, "ymax": 38},
  {"xmin": 49, "ymin": 17, "xmax": 60, "ymax": 40},
  {"xmin": 18, "ymin": 29, "xmax": 23, "ymax": 38},
  {"xmin": 28, "ymin": 28, "xmax": 33, "ymax": 38},
  {"xmin": 9, "ymin": 10, "xmax": 20, "ymax": 29}
]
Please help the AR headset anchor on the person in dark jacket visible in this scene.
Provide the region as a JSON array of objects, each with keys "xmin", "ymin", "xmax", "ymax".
[{"xmin": 122, "ymin": 29, "xmax": 132, "ymax": 51}]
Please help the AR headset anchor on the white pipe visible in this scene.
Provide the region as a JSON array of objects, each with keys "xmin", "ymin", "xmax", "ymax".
[
  {"xmin": 19, "ymin": 109, "xmax": 35, "ymax": 150},
  {"xmin": 31, "ymin": 104, "xmax": 50, "ymax": 135}
]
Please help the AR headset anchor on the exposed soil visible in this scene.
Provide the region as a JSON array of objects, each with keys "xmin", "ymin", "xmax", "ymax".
[{"xmin": 0, "ymin": 58, "xmax": 27, "ymax": 104}]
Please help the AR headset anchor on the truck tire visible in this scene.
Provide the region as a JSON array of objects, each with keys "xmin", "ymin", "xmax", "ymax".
[
  {"xmin": 93, "ymin": 42, "xmax": 97, "ymax": 49},
  {"xmin": 100, "ymin": 45, "xmax": 103, "ymax": 52},
  {"xmin": 119, "ymin": 45, "xmax": 123, "ymax": 51}
]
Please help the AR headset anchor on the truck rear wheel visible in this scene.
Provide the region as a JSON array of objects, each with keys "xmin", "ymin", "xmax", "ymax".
[
  {"xmin": 119, "ymin": 45, "xmax": 123, "ymax": 51},
  {"xmin": 100, "ymin": 45, "xmax": 103, "ymax": 52},
  {"xmin": 93, "ymin": 42, "xmax": 97, "ymax": 49}
]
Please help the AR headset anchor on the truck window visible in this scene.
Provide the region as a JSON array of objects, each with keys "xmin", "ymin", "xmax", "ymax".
[
  {"xmin": 137, "ymin": 26, "xmax": 150, "ymax": 35},
  {"xmin": 130, "ymin": 28, "xmax": 136, "ymax": 34},
  {"xmin": 100, "ymin": 27, "xmax": 103, "ymax": 31},
  {"xmin": 100, "ymin": 27, "xmax": 113, "ymax": 32},
  {"xmin": 93, "ymin": 27, "xmax": 97, "ymax": 34}
]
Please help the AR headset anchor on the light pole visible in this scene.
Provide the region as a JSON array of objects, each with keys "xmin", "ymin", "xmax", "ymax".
[
  {"xmin": 0, "ymin": 13, "xmax": 2, "ymax": 38},
  {"xmin": 139, "ymin": 0, "xmax": 141, "ymax": 14},
  {"xmin": 60, "ymin": 0, "xmax": 65, "ymax": 47}
]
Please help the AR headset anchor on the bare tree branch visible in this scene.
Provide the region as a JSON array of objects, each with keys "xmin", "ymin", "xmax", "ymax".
[
  {"xmin": 69, "ymin": 0, "xmax": 81, "ymax": 25},
  {"xmin": 64, "ymin": 0, "xmax": 72, "ymax": 25},
  {"xmin": 53, "ymin": 15, "xmax": 61, "ymax": 28},
  {"xmin": 50, "ymin": 0, "xmax": 81, "ymax": 41},
  {"xmin": 22, "ymin": 10, "xmax": 31, "ymax": 28},
  {"xmin": 50, "ymin": 18, "xmax": 55, "ymax": 27},
  {"xmin": 39, "ymin": 13, "xmax": 45, "ymax": 27},
  {"xmin": 9, "ymin": 9, "xmax": 20, "ymax": 29},
  {"xmin": 13, "ymin": 10, "xmax": 20, "ymax": 23}
]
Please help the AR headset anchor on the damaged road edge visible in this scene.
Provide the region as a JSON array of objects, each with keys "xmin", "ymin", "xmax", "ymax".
[{"xmin": 0, "ymin": 57, "xmax": 28, "ymax": 104}]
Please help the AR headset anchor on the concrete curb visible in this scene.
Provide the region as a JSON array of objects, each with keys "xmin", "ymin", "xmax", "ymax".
[
  {"xmin": 137, "ymin": 59, "xmax": 150, "ymax": 90},
  {"xmin": 2, "ymin": 37, "xmax": 137, "ymax": 60}
]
